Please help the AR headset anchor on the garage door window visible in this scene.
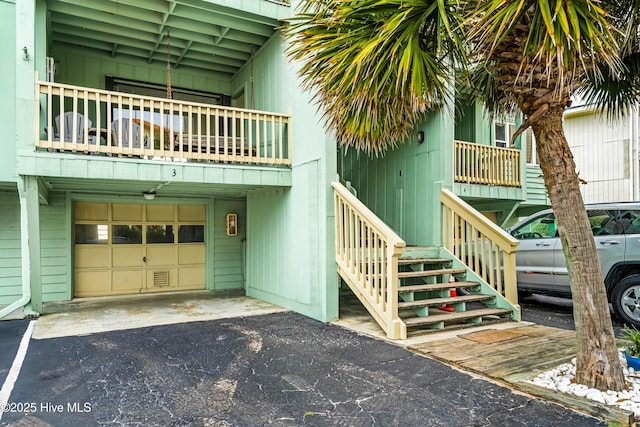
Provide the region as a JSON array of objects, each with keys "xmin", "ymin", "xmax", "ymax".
[
  {"xmin": 147, "ymin": 225, "xmax": 175, "ymax": 243},
  {"xmin": 75, "ymin": 224, "xmax": 108, "ymax": 244},
  {"xmin": 112, "ymin": 225, "xmax": 142, "ymax": 244},
  {"xmin": 178, "ymin": 225, "xmax": 204, "ymax": 243}
]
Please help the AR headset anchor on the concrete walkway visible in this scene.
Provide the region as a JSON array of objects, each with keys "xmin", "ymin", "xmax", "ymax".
[{"xmin": 33, "ymin": 290, "xmax": 287, "ymax": 339}]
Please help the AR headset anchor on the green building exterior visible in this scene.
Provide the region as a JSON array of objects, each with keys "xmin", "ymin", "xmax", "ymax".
[{"xmin": 1, "ymin": 0, "xmax": 548, "ymax": 337}]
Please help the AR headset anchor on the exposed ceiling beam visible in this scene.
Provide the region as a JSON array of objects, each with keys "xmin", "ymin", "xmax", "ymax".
[
  {"xmin": 51, "ymin": 31, "xmax": 244, "ymax": 67},
  {"xmin": 170, "ymin": 5, "xmax": 276, "ymax": 37},
  {"xmin": 175, "ymin": 0, "xmax": 283, "ymax": 26},
  {"xmin": 54, "ymin": 40, "xmax": 235, "ymax": 78},
  {"xmin": 174, "ymin": 40, "xmax": 193, "ymax": 68},
  {"xmin": 48, "ymin": 0, "xmax": 285, "ymax": 80},
  {"xmin": 51, "ymin": 0, "xmax": 166, "ymax": 24}
]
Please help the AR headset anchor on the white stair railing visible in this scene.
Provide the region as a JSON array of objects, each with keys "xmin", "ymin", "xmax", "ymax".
[
  {"xmin": 333, "ymin": 181, "xmax": 407, "ymax": 339},
  {"xmin": 441, "ymin": 189, "xmax": 520, "ymax": 306}
]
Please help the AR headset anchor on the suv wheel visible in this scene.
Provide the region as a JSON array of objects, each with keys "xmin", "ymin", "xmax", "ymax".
[{"xmin": 611, "ymin": 275, "xmax": 640, "ymax": 328}]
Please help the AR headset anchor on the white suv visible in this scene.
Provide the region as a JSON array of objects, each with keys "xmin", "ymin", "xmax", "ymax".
[{"xmin": 509, "ymin": 202, "xmax": 640, "ymax": 327}]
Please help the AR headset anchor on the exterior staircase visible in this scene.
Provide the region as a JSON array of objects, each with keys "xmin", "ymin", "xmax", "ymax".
[
  {"xmin": 333, "ymin": 181, "xmax": 520, "ymax": 340},
  {"xmin": 395, "ymin": 247, "xmax": 513, "ymax": 334}
]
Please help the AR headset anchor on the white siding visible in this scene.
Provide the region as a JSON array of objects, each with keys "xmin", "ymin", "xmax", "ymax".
[{"xmin": 564, "ymin": 112, "xmax": 632, "ymax": 203}]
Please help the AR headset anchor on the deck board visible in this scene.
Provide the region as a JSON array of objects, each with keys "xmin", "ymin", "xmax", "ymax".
[{"xmin": 408, "ymin": 325, "xmax": 633, "ymax": 425}]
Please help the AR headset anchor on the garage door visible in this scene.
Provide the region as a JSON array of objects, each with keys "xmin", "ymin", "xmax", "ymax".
[{"xmin": 74, "ymin": 202, "xmax": 205, "ymax": 297}]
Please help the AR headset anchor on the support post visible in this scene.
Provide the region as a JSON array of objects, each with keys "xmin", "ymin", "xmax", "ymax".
[{"xmin": 19, "ymin": 175, "xmax": 42, "ymax": 314}]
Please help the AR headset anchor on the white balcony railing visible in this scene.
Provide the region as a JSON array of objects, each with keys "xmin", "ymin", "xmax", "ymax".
[
  {"xmin": 35, "ymin": 80, "xmax": 291, "ymax": 166},
  {"xmin": 454, "ymin": 140, "xmax": 521, "ymax": 187}
]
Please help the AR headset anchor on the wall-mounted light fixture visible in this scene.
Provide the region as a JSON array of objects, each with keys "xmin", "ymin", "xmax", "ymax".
[
  {"xmin": 226, "ymin": 213, "xmax": 238, "ymax": 236},
  {"xmin": 142, "ymin": 191, "xmax": 156, "ymax": 200},
  {"xmin": 417, "ymin": 130, "xmax": 425, "ymax": 144}
]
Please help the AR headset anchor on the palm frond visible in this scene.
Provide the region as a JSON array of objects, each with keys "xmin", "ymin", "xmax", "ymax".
[
  {"xmin": 283, "ymin": 0, "xmax": 465, "ymax": 154},
  {"xmin": 577, "ymin": 52, "xmax": 640, "ymax": 119},
  {"xmin": 467, "ymin": 0, "xmax": 621, "ymax": 97}
]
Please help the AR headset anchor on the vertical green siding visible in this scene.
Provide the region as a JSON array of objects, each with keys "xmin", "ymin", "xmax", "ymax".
[
  {"xmin": 212, "ymin": 199, "xmax": 246, "ymax": 290},
  {"xmin": 0, "ymin": 1, "xmax": 16, "ymax": 182},
  {"xmin": 50, "ymin": 46, "xmax": 231, "ymax": 96},
  {"xmin": 232, "ymin": 33, "xmax": 286, "ymax": 113},
  {"xmin": 246, "ymin": 172, "xmax": 324, "ymax": 314},
  {"xmin": 0, "ymin": 191, "xmax": 22, "ymax": 304},
  {"xmin": 341, "ymin": 111, "xmax": 453, "ymax": 246},
  {"xmin": 454, "ymin": 103, "xmax": 476, "ymax": 142},
  {"xmin": 246, "ymin": 188, "xmax": 289, "ymax": 298},
  {"xmin": 39, "ymin": 192, "xmax": 71, "ymax": 302},
  {"xmin": 454, "ymin": 101, "xmax": 492, "ymax": 145},
  {"xmin": 240, "ymin": 34, "xmax": 338, "ymax": 322}
]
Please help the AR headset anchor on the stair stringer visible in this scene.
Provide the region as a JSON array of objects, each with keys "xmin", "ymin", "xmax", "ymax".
[
  {"xmin": 337, "ymin": 264, "xmax": 407, "ymax": 340},
  {"xmin": 439, "ymin": 247, "xmax": 521, "ymax": 321}
]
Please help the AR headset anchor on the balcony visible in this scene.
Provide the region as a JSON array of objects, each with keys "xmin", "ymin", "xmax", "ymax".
[
  {"xmin": 454, "ymin": 140, "xmax": 521, "ymax": 187},
  {"xmin": 36, "ymin": 80, "xmax": 291, "ymax": 167}
]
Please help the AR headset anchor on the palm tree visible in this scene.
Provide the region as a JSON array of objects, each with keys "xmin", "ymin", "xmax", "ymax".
[{"xmin": 285, "ymin": 0, "xmax": 640, "ymax": 391}]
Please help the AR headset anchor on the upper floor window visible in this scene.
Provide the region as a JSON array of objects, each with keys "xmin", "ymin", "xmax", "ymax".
[
  {"xmin": 494, "ymin": 121, "xmax": 515, "ymax": 148},
  {"xmin": 524, "ymin": 127, "xmax": 538, "ymax": 165}
]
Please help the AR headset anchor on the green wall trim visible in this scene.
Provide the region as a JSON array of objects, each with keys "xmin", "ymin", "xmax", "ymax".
[
  {"xmin": 454, "ymin": 183, "xmax": 523, "ymax": 201},
  {"xmin": 69, "ymin": 193, "xmax": 212, "ymax": 205},
  {"xmin": 17, "ymin": 153, "xmax": 292, "ymax": 187},
  {"xmin": 202, "ymin": 0, "xmax": 290, "ymax": 21},
  {"xmin": 64, "ymin": 192, "xmax": 73, "ymax": 300}
]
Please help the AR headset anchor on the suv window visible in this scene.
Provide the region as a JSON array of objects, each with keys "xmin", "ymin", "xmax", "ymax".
[
  {"xmin": 588, "ymin": 209, "xmax": 620, "ymax": 236},
  {"xmin": 619, "ymin": 209, "xmax": 640, "ymax": 234},
  {"xmin": 512, "ymin": 213, "xmax": 557, "ymax": 239}
]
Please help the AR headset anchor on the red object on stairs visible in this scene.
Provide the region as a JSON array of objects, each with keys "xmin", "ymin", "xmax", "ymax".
[{"xmin": 439, "ymin": 279, "xmax": 456, "ymax": 312}]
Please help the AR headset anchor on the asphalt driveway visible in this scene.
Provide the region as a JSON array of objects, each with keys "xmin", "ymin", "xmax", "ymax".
[{"xmin": 1, "ymin": 312, "xmax": 604, "ymax": 426}]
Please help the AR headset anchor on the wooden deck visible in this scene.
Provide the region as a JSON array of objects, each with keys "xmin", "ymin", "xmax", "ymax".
[
  {"xmin": 408, "ymin": 324, "xmax": 633, "ymax": 426},
  {"xmin": 409, "ymin": 324, "xmax": 577, "ymax": 381}
]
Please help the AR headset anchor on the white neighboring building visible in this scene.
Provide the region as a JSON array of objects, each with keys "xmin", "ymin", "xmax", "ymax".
[{"xmin": 563, "ymin": 102, "xmax": 640, "ymax": 203}]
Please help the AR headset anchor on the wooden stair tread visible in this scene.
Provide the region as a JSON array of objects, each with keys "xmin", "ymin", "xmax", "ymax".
[
  {"xmin": 398, "ymin": 268, "xmax": 466, "ymax": 279},
  {"xmin": 398, "ymin": 258, "xmax": 451, "ymax": 265},
  {"xmin": 398, "ymin": 294, "xmax": 495, "ymax": 309},
  {"xmin": 403, "ymin": 308, "xmax": 513, "ymax": 326},
  {"xmin": 398, "ymin": 281, "xmax": 480, "ymax": 293}
]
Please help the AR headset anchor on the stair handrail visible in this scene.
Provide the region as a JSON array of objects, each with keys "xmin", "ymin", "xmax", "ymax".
[
  {"xmin": 440, "ymin": 189, "xmax": 520, "ymax": 305},
  {"xmin": 333, "ymin": 181, "xmax": 407, "ymax": 339}
]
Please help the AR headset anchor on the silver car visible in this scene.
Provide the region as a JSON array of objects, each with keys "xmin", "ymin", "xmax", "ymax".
[{"xmin": 509, "ymin": 202, "xmax": 640, "ymax": 327}]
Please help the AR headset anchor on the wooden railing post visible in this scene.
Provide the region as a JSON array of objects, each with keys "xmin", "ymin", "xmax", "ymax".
[{"xmin": 386, "ymin": 242, "xmax": 405, "ymax": 338}]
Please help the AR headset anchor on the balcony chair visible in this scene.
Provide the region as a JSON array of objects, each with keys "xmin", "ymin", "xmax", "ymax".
[
  {"xmin": 111, "ymin": 118, "xmax": 149, "ymax": 149},
  {"xmin": 53, "ymin": 112, "xmax": 92, "ymax": 143}
]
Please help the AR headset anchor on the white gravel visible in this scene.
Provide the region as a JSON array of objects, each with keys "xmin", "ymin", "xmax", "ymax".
[{"xmin": 529, "ymin": 351, "xmax": 640, "ymax": 418}]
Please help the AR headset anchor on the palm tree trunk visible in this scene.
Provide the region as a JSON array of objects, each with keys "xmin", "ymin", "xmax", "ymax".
[{"xmin": 531, "ymin": 105, "xmax": 625, "ymax": 391}]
